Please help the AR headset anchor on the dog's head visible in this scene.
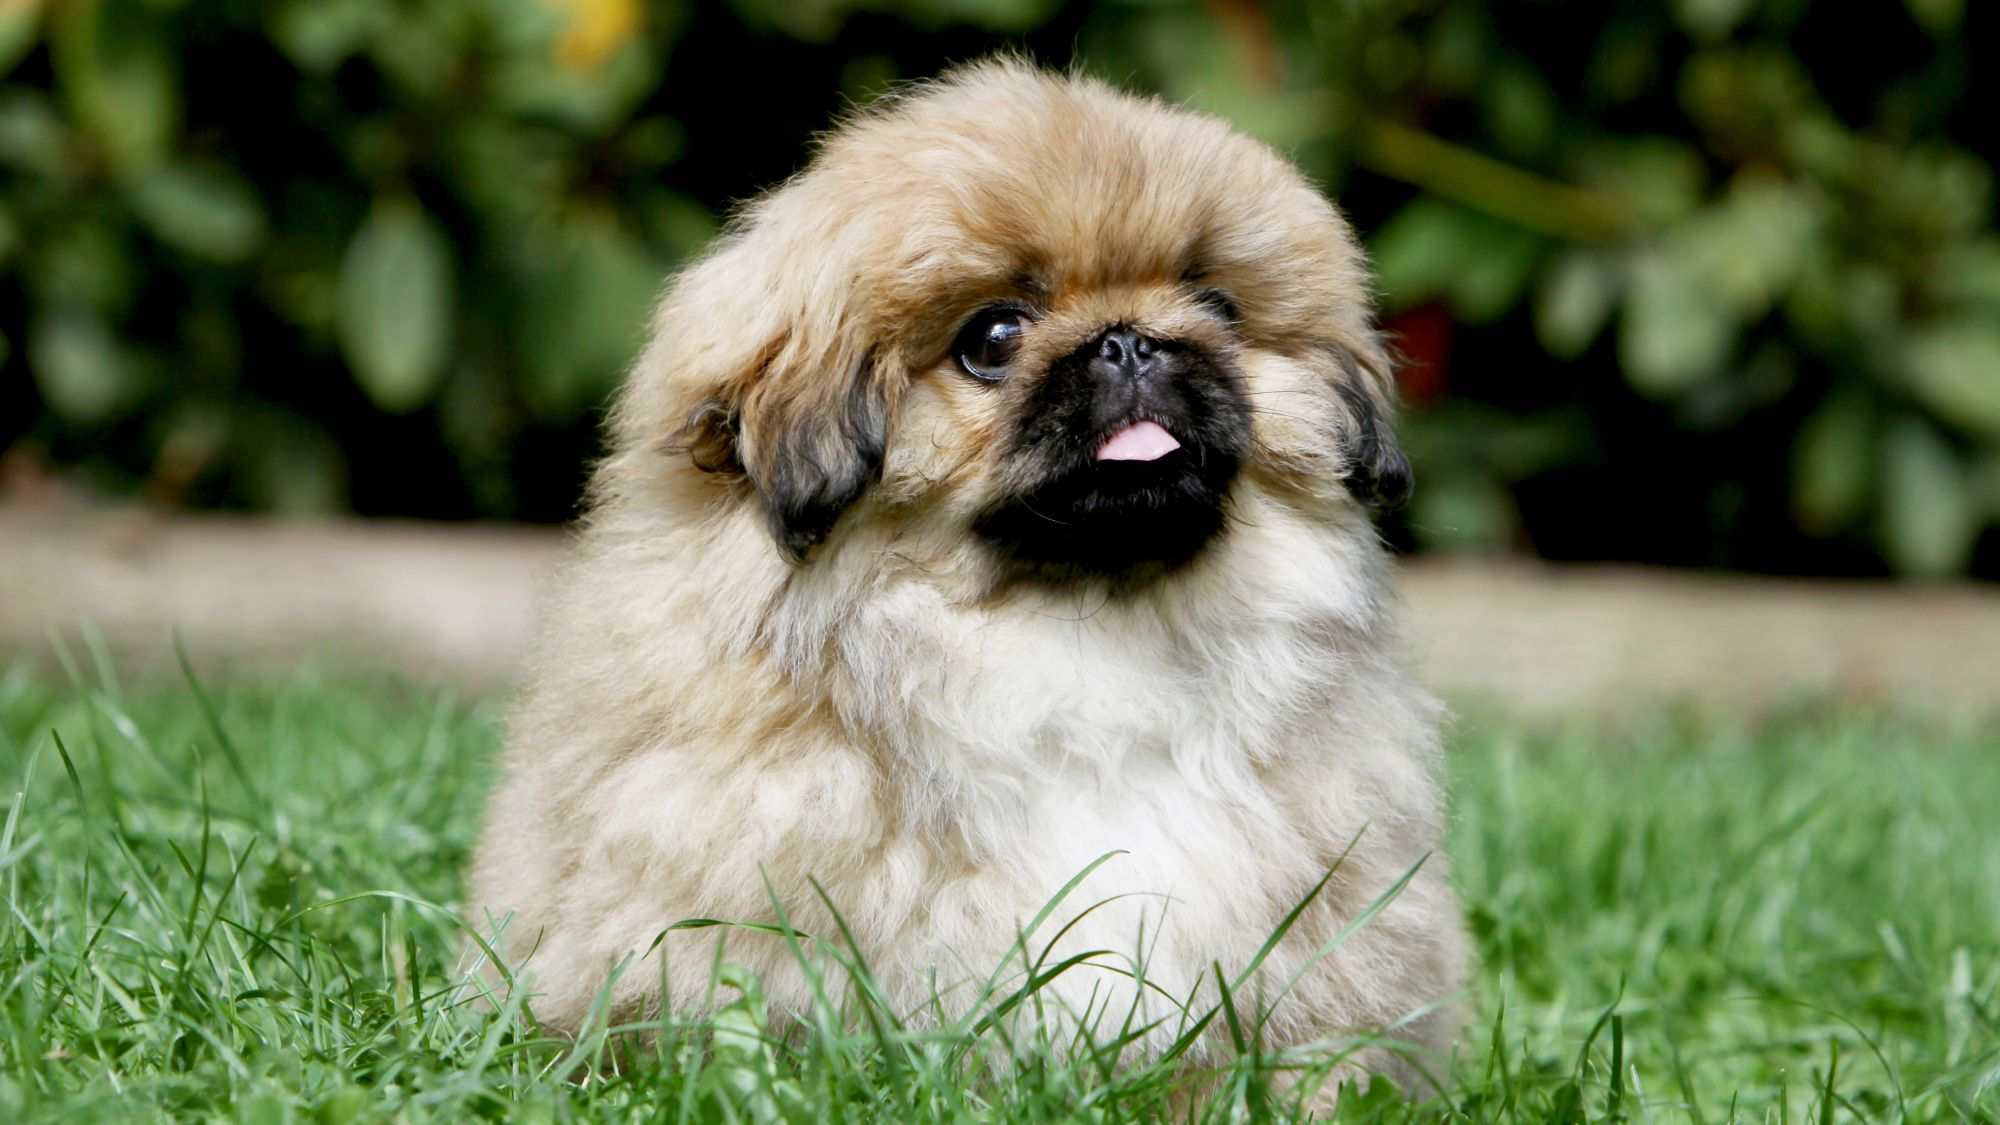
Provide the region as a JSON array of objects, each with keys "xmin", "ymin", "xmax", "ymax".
[{"xmin": 617, "ymin": 60, "xmax": 1409, "ymax": 582}]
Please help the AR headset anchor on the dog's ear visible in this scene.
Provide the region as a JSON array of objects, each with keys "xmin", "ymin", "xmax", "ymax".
[
  {"xmin": 681, "ymin": 349, "xmax": 888, "ymax": 561},
  {"xmin": 633, "ymin": 204, "xmax": 893, "ymax": 562},
  {"xmin": 1331, "ymin": 344, "xmax": 1414, "ymax": 511}
]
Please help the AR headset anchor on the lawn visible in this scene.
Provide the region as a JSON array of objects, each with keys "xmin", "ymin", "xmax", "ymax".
[{"xmin": 1, "ymin": 648, "xmax": 1995, "ymax": 1122}]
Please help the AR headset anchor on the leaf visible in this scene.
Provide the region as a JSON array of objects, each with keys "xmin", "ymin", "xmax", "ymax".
[
  {"xmin": 1882, "ymin": 146, "xmax": 1994, "ymax": 242},
  {"xmin": 1451, "ymin": 223, "xmax": 1544, "ymax": 324},
  {"xmin": 269, "ymin": 0, "xmax": 389, "ymax": 74},
  {"xmin": 1976, "ymin": 453, "xmax": 2000, "ymax": 516},
  {"xmin": 353, "ymin": 3, "xmax": 460, "ymax": 103},
  {"xmin": 31, "ymin": 216, "xmax": 135, "ymax": 313},
  {"xmin": 1619, "ymin": 247, "xmax": 1735, "ymax": 397},
  {"xmin": 1905, "ymin": 0, "xmax": 1964, "ymax": 34},
  {"xmin": 0, "ymin": 90, "xmax": 71, "ymax": 177},
  {"xmin": 1424, "ymin": 2, "xmax": 1488, "ymax": 95},
  {"xmin": 1679, "ymin": 48, "xmax": 1817, "ymax": 160},
  {"xmin": 1702, "ymin": 173, "xmax": 1819, "ymax": 315},
  {"xmin": 1673, "ymin": 0, "xmax": 1755, "ymax": 39},
  {"xmin": 1903, "ymin": 320, "xmax": 2000, "ymax": 439},
  {"xmin": 50, "ymin": 0, "xmax": 178, "ymax": 174},
  {"xmin": 1941, "ymin": 236, "xmax": 2000, "ymax": 307},
  {"xmin": 1371, "ymin": 197, "xmax": 1540, "ymax": 322},
  {"xmin": 1133, "ymin": 7, "xmax": 1314, "ymax": 149},
  {"xmin": 1481, "ymin": 62, "xmax": 1556, "ymax": 159},
  {"xmin": 1407, "ymin": 475, "xmax": 1515, "ymax": 554},
  {"xmin": 1792, "ymin": 391, "xmax": 1875, "ymax": 532},
  {"xmin": 516, "ymin": 212, "xmax": 664, "ymax": 419},
  {"xmin": 28, "ymin": 305, "xmax": 144, "ymax": 425},
  {"xmin": 336, "ymin": 200, "xmax": 455, "ymax": 414},
  {"xmin": 1578, "ymin": 137, "xmax": 1707, "ymax": 226},
  {"xmin": 1329, "ymin": 1073, "xmax": 1404, "ymax": 1121},
  {"xmin": 1880, "ymin": 418, "xmax": 1979, "ymax": 578},
  {"xmin": 1370, "ymin": 197, "xmax": 1466, "ymax": 310},
  {"xmin": 1781, "ymin": 247, "xmax": 1848, "ymax": 349},
  {"xmin": 127, "ymin": 162, "xmax": 268, "ymax": 263},
  {"xmin": 435, "ymin": 114, "xmax": 548, "ymax": 225},
  {"xmin": 487, "ymin": 0, "xmax": 663, "ymax": 131},
  {"xmin": 1534, "ymin": 251, "xmax": 1618, "ymax": 359},
  {"xmin": 0, "ymin": 0, "xmax": 40, "ymax": 77}
]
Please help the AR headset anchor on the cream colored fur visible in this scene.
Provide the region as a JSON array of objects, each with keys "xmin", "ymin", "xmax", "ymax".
[{"xmin": 467, "ymin": 59, "xmax": 1467, "ymax": 1092}]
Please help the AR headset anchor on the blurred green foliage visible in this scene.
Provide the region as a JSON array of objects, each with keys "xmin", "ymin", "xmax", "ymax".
[
  {"xmin": 3, "ymin": 0, "xmax": 720, "ymax": 518},
  {"xmin": 0, "ymin": 0, "xmax": 1994, "ymax": 576},
  {"xmin": 1296, "ymin": 1, "xmax": 2000, "ymax": 579}
]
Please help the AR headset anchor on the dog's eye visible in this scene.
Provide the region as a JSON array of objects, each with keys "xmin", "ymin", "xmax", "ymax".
[
  {"xmin": 1196, "ymin": 288, "xmax": 1240, "ymax": 324},
  {"xmin": 953, "ymin": 306, "xmax": 1032, "ymax": 383}
]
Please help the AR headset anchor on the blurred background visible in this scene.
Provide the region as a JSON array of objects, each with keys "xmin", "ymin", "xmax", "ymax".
[{"xmin": 0, "ymin": 0, "xmax": 1995, "ymax": 583}]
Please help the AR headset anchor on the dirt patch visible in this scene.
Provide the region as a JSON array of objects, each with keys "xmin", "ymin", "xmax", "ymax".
[
  {"xmin": 1398, "ymin": 559, "xmax": 2000, "ymax": 716},
  {"xmin": 7, "ymin": 503, "xmax": 1997, "ymax": 715}
]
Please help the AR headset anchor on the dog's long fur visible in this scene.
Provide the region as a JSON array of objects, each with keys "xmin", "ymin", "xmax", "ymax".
[{"xmin": 468, "ymin": 60, "xmax": 1466, "ymax": 1089}]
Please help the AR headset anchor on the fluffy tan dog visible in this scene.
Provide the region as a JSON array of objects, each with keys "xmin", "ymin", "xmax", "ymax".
[{"xmin": 468, "ymin": 59, "xmax": 1465, "ymax": 1090}]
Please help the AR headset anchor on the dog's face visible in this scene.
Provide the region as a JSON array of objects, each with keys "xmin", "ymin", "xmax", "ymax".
[
  {"xmin": 621, "ymin": 61, "xmax": 1409, "ymax": 584},
  {"xmin": 961, "ymin": 290, "xmax": 1252, "ymax": 575}
]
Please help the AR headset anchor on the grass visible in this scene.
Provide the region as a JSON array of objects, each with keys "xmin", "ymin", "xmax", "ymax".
[{"xmin": 0, "ymin": 645, "xmax": 1996, "ymax": 1122}]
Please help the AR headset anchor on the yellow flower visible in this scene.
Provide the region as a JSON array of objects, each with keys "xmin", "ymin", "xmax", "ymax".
[{"xmin": 544, "ymin": 0, "xmax": 640, "ymax": 73}]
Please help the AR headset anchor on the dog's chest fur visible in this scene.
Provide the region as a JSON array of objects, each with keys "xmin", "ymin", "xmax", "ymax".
[
  {"xmin": 475, "ymin": 499, "xmax": 1454, "ymax": 1063},
  {"xmin": 752, "ymin": 512, "xmax": 1432, "ymax": 1019}
]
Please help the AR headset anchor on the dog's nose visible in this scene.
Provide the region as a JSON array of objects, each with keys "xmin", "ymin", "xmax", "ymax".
[{"xmin": 1089, "ymin": 327, "xmax": 1164, "ymax": 384}]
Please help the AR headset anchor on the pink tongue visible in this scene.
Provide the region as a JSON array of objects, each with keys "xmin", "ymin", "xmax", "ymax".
[{"xmin": 1096, "ymin": 420, "xmax": 1181, "ymax": 462}]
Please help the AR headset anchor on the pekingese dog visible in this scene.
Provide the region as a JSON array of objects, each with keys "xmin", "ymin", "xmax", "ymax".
[{"xmin": 467, "ymin": 59, "xmax": 1466, "ymax": 1091}]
